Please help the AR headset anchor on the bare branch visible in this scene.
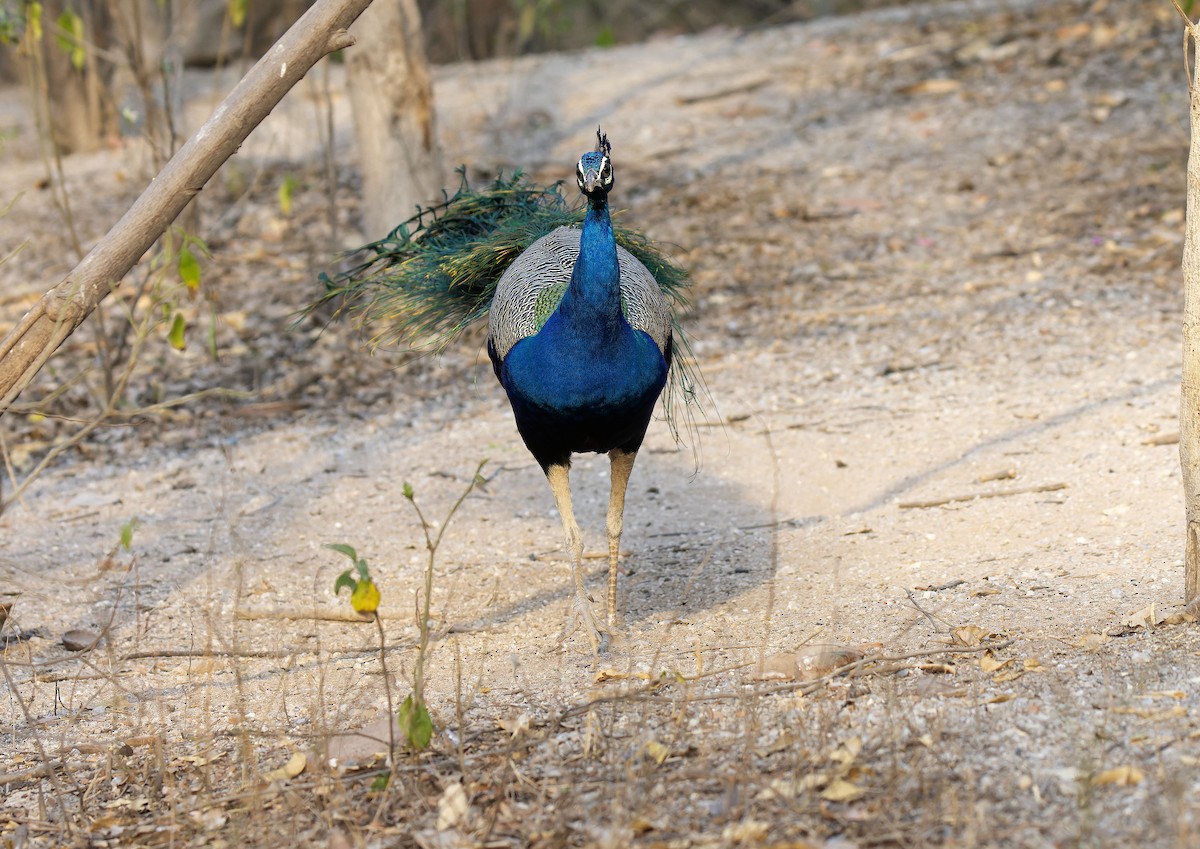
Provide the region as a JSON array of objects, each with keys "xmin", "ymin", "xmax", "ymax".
[{"xmin": 0, "ymin": 0, "xmax": 375, "ymax": 412}]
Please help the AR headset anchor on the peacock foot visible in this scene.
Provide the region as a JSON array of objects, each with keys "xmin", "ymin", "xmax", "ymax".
[{"xmin": 557, "ymin": 592, "xmax": 611, "ymax": 654}]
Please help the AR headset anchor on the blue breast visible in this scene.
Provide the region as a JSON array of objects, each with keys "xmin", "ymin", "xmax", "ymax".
[{"xmin": 504, "ymin": 315, "xmax": 666, "ymax": 413}]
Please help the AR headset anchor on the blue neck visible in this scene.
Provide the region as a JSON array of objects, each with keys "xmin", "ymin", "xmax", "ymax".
[{"xmin": 557, "ymin": 196, "xmax": 623, "ymax": 340}]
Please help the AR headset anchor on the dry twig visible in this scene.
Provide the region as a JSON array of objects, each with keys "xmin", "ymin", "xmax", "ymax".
[{"xmin": 898, "ymin": 482, "xmax": 1067, "ymax": 510}]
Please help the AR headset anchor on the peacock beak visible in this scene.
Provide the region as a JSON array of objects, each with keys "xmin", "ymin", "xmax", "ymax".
[{"xmin": 582, "ymin": 168, "xmax": 601, "ymax": 193}]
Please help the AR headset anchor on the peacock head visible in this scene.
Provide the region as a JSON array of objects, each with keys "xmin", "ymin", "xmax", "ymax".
[{"xmin": 576, "ymin": 129, "xmax": 614, "ymax": 198}]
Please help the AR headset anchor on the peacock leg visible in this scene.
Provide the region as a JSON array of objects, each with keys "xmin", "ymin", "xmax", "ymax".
[
  {"xmin": 546, "ymin": 463, "xmax": 608, "ymax": 653},
  {"xmin": 605, "ymin": 449, "xmax": 637, "ymax": 630}
]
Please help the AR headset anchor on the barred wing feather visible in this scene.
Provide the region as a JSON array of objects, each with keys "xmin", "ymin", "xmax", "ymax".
[{"xmin": 488, "ymin": 226, "xmax": 672, "ymax": 360}]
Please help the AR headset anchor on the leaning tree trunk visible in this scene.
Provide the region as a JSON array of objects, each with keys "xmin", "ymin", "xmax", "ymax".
[
  {"xmin": 0, "ymin": 0, "xmax": 375, "ymax": 413},
  {"xmin": 1182, "ymin": 11, "xmax": 1200, "ymax": 606},
  {"xmin": 345, "ymin": 0, "xmax": 443, "ymax": 239}
]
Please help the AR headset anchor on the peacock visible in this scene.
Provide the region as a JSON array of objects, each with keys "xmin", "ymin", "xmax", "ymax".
[{"xmin": 315, "ymin": 129, "xmax": 702, "ymax": 653}]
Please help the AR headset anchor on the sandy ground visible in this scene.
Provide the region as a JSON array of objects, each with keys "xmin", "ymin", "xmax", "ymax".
[{"xmin": 3, "ymin": 0, "xmax": 1200, "ymax": 845}]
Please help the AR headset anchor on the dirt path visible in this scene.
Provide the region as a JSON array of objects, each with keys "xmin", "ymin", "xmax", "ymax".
[{"xmin": 2, "ymin": 0, "xmax": 1199, "ymax": 845}]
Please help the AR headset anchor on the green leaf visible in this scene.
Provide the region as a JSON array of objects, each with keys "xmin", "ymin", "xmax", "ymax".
[
  {"xmin": 167, "ymin": 312, "xmax": 186, "ymax": 350},
  {"xmin": 402, "ymin": 482, "xmax": 414, "ymax": 501},
  {"xmin": 594, "ymin": 26, "xmax": 615, "ymax": 48},
  {"xmin": 119, "ymin": 518, "xmax": 138, "ymax": 551},
  {"xmin": 326, "ymin": 542, "xmax": 359, "ymax": 562},
  {"xmin": 228, "ymin": 0, "xmax": 247, "ymax": 28},
  {"xmin": 278, "ymin": 174, "xmax": 297, "ymax": 217},
  {"xmin": 55, "ymin": 10, "xmax": 85, "ymax": 70},
  {"xmin": 333, "ymin": 570, "xmax": 357, "ymax": 597},
  {"xmin": 398, "ymin": 694, "xmax": 433, "ymax": 750},
  {"xmin": 369, "ymin": 772, "xmax": 390, "ymax": 792},
  {"xmin": 179, "ymin": 244, "xmax": 201, "ymax": 290}
]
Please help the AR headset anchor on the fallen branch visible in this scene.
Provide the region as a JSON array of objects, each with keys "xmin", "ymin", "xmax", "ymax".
[
  {"xmin": 898, "ymin": 482, "xmax": 1067, "ymax": 510},
  {"xmin": 0, "ymin": 760, "xmax": 66, "ymax": 787}
]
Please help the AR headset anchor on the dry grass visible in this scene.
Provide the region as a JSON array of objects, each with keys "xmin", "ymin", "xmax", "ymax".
[{"xmin": 4, "ymin": 0, "xmax": 1200, "ymax": 845}]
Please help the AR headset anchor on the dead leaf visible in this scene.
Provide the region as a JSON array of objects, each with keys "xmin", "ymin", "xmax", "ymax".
[
  {"xmin": 951, "ymin": 625, "xmax": 987, "ymax": 647},
  {"xmin": 594, "ymin": 668, "xmax": 628, "ymax": 683},
  {"xmin": 901, "ymin": 78, "xmax": 962, "ymax": 96},
  {"xmin": 436, "ymin": 782, "xmax": 470, "ymax": 831},
  {"xmin": 1072, "ymin": 633, "xmax": 1110, "ymax": 652},
  {"xmin": 1163, "ymin": 610, "xmax": 1198, "ymax": 626},
  {"xmin": 829, "ymin": 736, "xmax": 862, "ymax": 765},
  {"xmin": 1123, "ymin": 603, "xmax": 1164, "ymax": 630},
  {"xmin": 188, "ymin": 808, "xmax": 228, "ymax": 831},
  {"xmin": 645, "ymin": 740, "xmax": 670, "ymax": 765},
  {"xmin": 264, "ymin": 751, "xmax": 306, "ymax": 782},
  {"xmin": 721, "ymin": 820, "xmax": 770, "ymax": 843},
  {"xmin": 970, "ymin": 587, "xmax": 1001, "ymax": 597},
  {"xmin": 978, "ymin": 653, "xmax": 1011, "ymax": 674},
  {"xmin": 987, "ymin": 693, "xmax": 1016, "ymax": 704},
  {"xmin": 325, "ymin": 714, "xmax": 396, "ymax": 768},
  {"xmin": 1023, "ymin": 657, "xmax": 1046, "ymax": 672},
  {"xmin": 497, "ymin": 713, "xmax": 531, "ymax": 737},
  {"xmin": 993, "ymin": 668, "xmax": 1026, "ymax": 684},
  {"xmin": 1141, "ymin": 432, "xmax": 1179, "ymax": 446},
  {"xmin": 978, "ymin": 469, "xmax": 1017, "ymax": 483},
  {"xmin": 1112, "ymin": 705, "xmax": 1187, "ymax": 721},
  {"xmin": 821, "ymin": 778, "xmax": 866, "ymax": 802},
  {"xmin": 1093, "ymin": 765, "xmax": 1144, "ymax": 787},
  {"xmin": 754, "ymin": 644, "xmax": 873, "ymax": 682},
  {"xmin": 917, "ymin": 662, "xmax": 956, "ymax": 674}
]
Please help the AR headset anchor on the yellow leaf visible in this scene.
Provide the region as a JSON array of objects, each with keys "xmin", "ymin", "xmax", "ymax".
[
  {"xmin": 987, "ymin": 693, "xmax": 1016, "ymax": 704},
  {"xmin": 594, "ymin": 668, "xmax": 628, "ymax": 683},
  {"xmin": 1023, "ymin": 657, "xmax": 1046, "ymax": 671},
  {"xmin": 645, "ymin": 740, "xmax": 670, "ymax": 765},
  {"xmin": 264, "ymin": 751, "xmax": 306, "ymax": 781},
  {"xmin": 282, "ymin": 751, "xmax": 306, "ymax": 777},
  {"xmin": 821, "ymin": 778, "xmax": 866, "ymax": 802},
  {"xmin": 1093, "ymin": 766, "xmax": 1144, "ymax": 787},
  {"xmin": 350, "ymin": 578, "xmax": 379, "ymax": 614},
  {"xmin": 993, "ymin": 668, "xmax": 1026, "ymax": 684}
]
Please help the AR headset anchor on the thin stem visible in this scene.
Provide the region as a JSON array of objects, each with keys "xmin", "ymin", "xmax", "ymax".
[
  {"xmin": 374, "ymin": 612, "xmax": 396, "ymax": 768},
  {"xmin": 409, "ymin": 460, "xmax": 487, "ymax": 707}
]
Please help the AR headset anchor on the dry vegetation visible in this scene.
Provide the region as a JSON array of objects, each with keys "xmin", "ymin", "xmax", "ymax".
[{"xmin": 3, "ymin": 0, "xmax": 1200, "ymax": 846}]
